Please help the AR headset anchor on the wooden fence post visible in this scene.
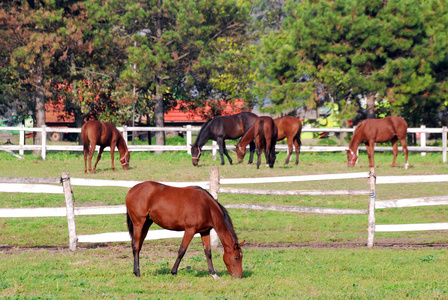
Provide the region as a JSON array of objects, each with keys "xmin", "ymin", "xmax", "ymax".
[
  {"xmin": 421, "ymin": 125, "xmax": 426, "ymax": 156},
  {"xmin": 41, "ymin": 125, "xmax": 47, "ymax": 161},
  {"xmin": 19, "ymin": 124, "xmax": 25, "ymax": 155},
  {"xmin": 62, "ymin": 172, "xmax": 77, "ymax": 251},
  {"xmin": 122, "ymin": 125, "xmax": 128, "ymax": 146},
  {"xmin": 209, "ymin": 166, "xmax": 220, "ymax": 249},
  {"xmin": 186, "ymin": 125, "xmax": 192, "ymax": 155},
  {"xmin": 367, "ymin": 168, "xmax": 376, "ymax": 248},
  {"xmin": 212, "ymin": 141, "xmax": 217, "ymax": 161},
  {"xmin": 443, "ymin": 126, "xmax": 447, "ymax": 164}
]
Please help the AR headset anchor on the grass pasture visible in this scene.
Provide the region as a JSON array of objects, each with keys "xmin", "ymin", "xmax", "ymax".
[{"xmin": 1, "ymin": 145, "xmax": 448, "ymax": 299}]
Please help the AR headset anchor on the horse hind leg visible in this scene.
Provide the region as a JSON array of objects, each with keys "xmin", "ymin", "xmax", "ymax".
[
  {"xmin": 284, "ymin": 138, "xmax": 293, "ymax": 165},
  {"xmin": 400, "ymin": 138, "xmax": 409, "ymax": 169},
  {"xmin": 171, "ymin": 228, "xmax": 196, "ymax": 275},
  {"xmin": 391, "ymin": 137, "xmax": 399, "ymax": 168},
  {"xmin": 294, "ymin": 137, "xmax": 301, "ymax": 165},
  {"xmin": 128, "ymin": 214, "xmax": 153, "ymax": 277},
  {"xmin": 92, "ymin": 146, "xmax": 105, "ymax": 173},
  {"xmin": 83, "ymin": 145, "xmax": 89, "ymax": 173},
  {"xmin": 201, "ymin": 232, "xmax": 219, "ymax": 280}
]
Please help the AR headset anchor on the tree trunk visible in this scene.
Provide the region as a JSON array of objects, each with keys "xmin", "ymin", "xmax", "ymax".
[
  {"xmin": 153, "ymin": 0, "xmax": 165, "ymax": 154},
  {"xmin": 366, "ymin": 93, "xmax": 376, "ymax": 119},
  {"xmin": 33, "ymin": 58, "xmax": 46, "ymax": 155},
  {"xmin": 154, "ymin": 92, "xmax": 165, "ymax": 154}
]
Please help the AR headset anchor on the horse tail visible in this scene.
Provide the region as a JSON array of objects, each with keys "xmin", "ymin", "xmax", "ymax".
[
  {"xmin": 258, "ymin": 118, "xmax": 265, "ymax": 142},
  {"xmin": 126, "ymin": 211, "xmax": 134, "ymax": 239},
  {"xmin": 296, "ymin": 123, "xmax": 302, "ymax": 146}
]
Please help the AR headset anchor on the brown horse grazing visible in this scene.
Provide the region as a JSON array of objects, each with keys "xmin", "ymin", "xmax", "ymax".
[
  {"xmin": 236, "ymin": 116, "xmax": 278, "ymax": 169},
  {"xmin": 126, "ymin": 181, "xmax": 244, "ymax": 279},
  {"xmin": 274, "ymin": 116, "xmax": 302, "ymax": 165},
  {"xmin": 81, "ymin": 120, "xmax": 131, "ymax": 173},
  {"xmin": 346, "ymin": 116, "xmax": 409, "ymax": 169},
  {"xmin": 191, "ymin": 112, "xmax": 258, "ymax": 166},
  {"xmin": 236, "ymin": 116, "xmax": 302, "ymax": 165}
]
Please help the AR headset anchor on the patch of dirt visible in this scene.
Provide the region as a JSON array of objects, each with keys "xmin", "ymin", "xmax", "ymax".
[{"xmin": 2, "ymin": 239, "xmax": 448, "ymax": 255}]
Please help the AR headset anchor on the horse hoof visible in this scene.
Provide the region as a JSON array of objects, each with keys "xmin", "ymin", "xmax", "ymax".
[{"xmin": 211, "ymin": 274, "xmax": 220, "ymax": 280}]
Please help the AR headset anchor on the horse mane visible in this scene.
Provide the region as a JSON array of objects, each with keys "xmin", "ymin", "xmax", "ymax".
[
  {"xmin": 193, "ymin": 118, "xmax": 214, "ymax": 147},
  {"xmin": 195, "ymin": 187, "xmax": 239, "ymax": 245},
  {"xmin": 353, "ymin": 119, "xmax": 367, "ymax": 136}
]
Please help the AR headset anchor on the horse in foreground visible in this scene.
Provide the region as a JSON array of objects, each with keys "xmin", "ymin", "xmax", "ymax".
[
  {"xmin": 236, "ymin": 116, "xmax": 278, "ymax": 169},
  {"xmin": 125, "ymin": 181, "xmax": 244, "ymax": 279},
  {"xmin": 190, "ymin": 112, "xmax": 258, "ymax": 166},
  {"xmin": 346, "ymin": 116, "xmax": 409, "ymax": 169},
  {"xmin": 81, "ymin": 120, "xmax": 130, "ymax": 173}
]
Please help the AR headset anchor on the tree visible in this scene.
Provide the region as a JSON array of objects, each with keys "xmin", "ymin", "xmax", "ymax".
[
  {"xmin": 252, "ymin": 0, "xmax": 448, "ymax": 124},
  {"xmin": 87, "ymin": 0, "xmax": 252, "ymax": 150},
  {"xmin": 1, "ymin": 0, "xmax": 96, "ymax": 151}
]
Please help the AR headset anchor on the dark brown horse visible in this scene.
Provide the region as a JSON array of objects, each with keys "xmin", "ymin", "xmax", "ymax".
[
  {"xmin": 236, "ymin": 116, "xmax": 278, "ymax": 169},
  {"xmin": 191, "ymin": 112, "xmax": 258, "ymax": 166},
  {"xmin": 346, "ymin": 116, "xmax": 409, "ymax": 169},
  {"xmin": 125, "ymin": 181, "xmax": 244, "ymax": 279},
  {"xmin": 81, "ymin": 120, "xmax": 131, "ymax": 173}
]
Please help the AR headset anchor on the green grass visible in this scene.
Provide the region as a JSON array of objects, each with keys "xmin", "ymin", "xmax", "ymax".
[
  {"xmin": 1, "ymin": 146, "xmax": 448, "ymax": 298},
  {"xmin": 1, "ymin": 246, "xmax": 448, "ymax": 299}
]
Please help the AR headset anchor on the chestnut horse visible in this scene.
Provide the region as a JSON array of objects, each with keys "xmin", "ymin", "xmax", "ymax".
[
  {"xmin": 126, "ymin": 181, "xmax": 244, "ymax": 279},
  {"xmin": 81, "ymin": 120, "xmax": 131, "ymax": 173},
  {"xmin": 346, "ymin": 116, "xmax": 409, "ymax": 169},
  {"xmin": 191, "ymin": 112, "xmax": 258, "ymax": 166},
  {"xmin": 236, "ymin": 116, "xmax": 278, "ymax": 169}
]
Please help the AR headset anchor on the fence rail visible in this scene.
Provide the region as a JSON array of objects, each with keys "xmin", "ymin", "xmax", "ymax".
[
  {"xmin": 1, "ymin": 125, "xmax": 447, "ymax": 163},
  {"xmin": 1, "ymin": 168, "xmax": 448, "ymax": 249}
]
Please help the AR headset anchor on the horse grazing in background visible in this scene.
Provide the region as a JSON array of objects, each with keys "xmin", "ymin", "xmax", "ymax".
[
  {"xmin": 236, "ymin": 116, "xmax": 278, "ymax": 169},
  {"xmin": 81, "ymin": 120, "xmax": 131, "ymax": 173},
  {"xmin": 191, "ymin": 112, "xmax": 258, "ymax": 166},
  {"xmin": 346, "ymin": 116, "xmax": 409, "ymax": 169},
  {"xmin": 125, "ymin": 181, "xmax": 244, "ymax": 279},
  {"xmin": 274, "ymin": 116, "xmax": 302, "ymax": 165}
]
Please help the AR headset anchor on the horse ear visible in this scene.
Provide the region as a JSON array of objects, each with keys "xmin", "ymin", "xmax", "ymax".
[{"xmin": 238, "ymin": 240, "xmax": 245, "ymax": 248}]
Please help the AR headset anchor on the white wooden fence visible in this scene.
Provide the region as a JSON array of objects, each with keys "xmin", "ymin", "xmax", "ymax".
[
  {"xmin": 1, "ymin": 168, "xmax": 448, "ymax": 249},
  {"xmin": 0, "ymin": 125, "xmax": 447, "ymax": 163}
]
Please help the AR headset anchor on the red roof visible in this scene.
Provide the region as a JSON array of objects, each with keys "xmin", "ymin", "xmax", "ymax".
[{"xmin": 164, "ymin": 100, "xmax": 249, "ymax": 123}]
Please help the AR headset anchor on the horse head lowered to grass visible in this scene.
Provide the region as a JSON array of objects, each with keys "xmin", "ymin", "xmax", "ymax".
[
  {"xmin": 190, "ymin": 112, "xmax": 258, "ymax": 166},
  {"xmin": 236, "ymin": 116, "xmax": 278, "ymax": 169},
  {"xmin": 346, "ymin": 116, "xmax": 409, "ymax": 169},
  {"xmin": 125, "ymin": 181, "xmax": 244, "ymax": 279},
  {"xmin": 81, "ymin": 120, "xmax": 131, "ymax": 173}
]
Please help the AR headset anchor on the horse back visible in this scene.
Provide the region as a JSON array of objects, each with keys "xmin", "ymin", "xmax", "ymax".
[
  {"xmin": 211, "ymin": 112, "xmax": 258, "ymax": 139},
  {"xmin": 274, "ymin": 116, "xmax": 301, "ymax": 141},
  {"xmin": 361, "ymin": 116, "xmax": 407, "ymax": 142},
  {"xmin": 126, "ymin": 181, "xmax": 217, "ymax": 231}
]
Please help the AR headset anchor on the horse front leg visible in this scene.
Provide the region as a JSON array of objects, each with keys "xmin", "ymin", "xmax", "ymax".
[
  {"xmin": 200, "ymin": 232, "xmax": 219, "ymax": 280},
  {"xmin": 366, "ymin": 142, "xmax": 375, "ymax": 168},
  {"xmin": 217, "ymin": 138, "xmax": 232, "ymax": 165},
  {"xmin": 110, "ymin": 143, "xmax": 117, "ymax": 171},
  {"xmin": 92, "ymin": 146, "xmax": 105, "ymax": 173},
  {"xmin": 171, "ymin": 229, "xmax": 196, "ymax": 275}
]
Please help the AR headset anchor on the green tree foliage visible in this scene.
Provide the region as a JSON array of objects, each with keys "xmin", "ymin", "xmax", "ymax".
[
  {"xmin": 253, "ymin": 0, "xmax": 448, "ymax": 126},
  {"xmin": 86, "ymin": 0, "xmax": 251, "ymax": 146}
]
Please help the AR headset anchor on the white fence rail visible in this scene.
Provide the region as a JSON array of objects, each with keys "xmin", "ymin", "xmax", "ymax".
[
  {"xmin": 1, "ymin": 168, "xmax": 448, "ymax": 249},
  {"xmin": 1, "ymin": 125, "xmax": 447, "ymax": 163}
]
